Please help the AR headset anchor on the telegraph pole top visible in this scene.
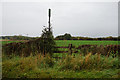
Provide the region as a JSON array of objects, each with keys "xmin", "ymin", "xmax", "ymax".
[
  {"xmin": 48, "ymin": 9, "xmax": 51, "ymax": 32},
  {"xmin": 48, "ymin": 9, "xmax": 51, "ymax": 17}
]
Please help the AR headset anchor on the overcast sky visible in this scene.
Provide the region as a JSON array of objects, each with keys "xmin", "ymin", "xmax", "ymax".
[{"xmin": 1, "ymin": 1, "xmax": 118, "ymax": 37}]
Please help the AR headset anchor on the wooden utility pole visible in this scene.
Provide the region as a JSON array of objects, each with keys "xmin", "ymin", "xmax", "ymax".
[
  {"xmin": 43, "ymin": 9, "xmax": 51, "ymax": 57},
  {"xmin": 48, "ymin": 9, "xmax": 51, "ymax": 32}
]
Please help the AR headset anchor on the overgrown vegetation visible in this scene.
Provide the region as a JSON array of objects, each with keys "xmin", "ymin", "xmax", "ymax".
[
  {"xmin": 40, "ymin": 26, "xmax": 56, "ymax": 56},
  {"xmin": 2, "ymin": 25, "xmax": 56, "ymax": 57},
  {"xmin": 2, "ymin": 53, "xmax": 120, "ymax": 78},
  {"xmin": 58, "ymin": 53, "xmax": 119, "ymax": 71},
  {"xmin": 2, "ymin": 39, "xmax": 119, "ymax": 78}
]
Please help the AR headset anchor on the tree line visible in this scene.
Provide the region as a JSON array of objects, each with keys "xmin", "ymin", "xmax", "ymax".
[
  {"xmin": 1, "ymin": 33, "xmax": 120, "ymax": 41},
  {"xmin": 0, "ymin": 35, "xmax": 37, "ymax": 40},
  {"xmin": 55, "ymin": 33, "xmax": 120, "ymax": 41}
]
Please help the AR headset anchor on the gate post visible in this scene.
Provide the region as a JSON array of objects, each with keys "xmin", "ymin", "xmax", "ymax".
[{"xmin": 69, "ymin": 44, "xmax": 72, "ymax": 55}]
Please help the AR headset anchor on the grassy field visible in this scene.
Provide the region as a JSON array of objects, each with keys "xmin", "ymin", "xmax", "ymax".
[
  {"xmin": 1, "ymin": 40, "xmax": 119, "ymax": 58},
  {"xmin": 2, "ymin": 53, "xmax": 120, "ymax": 78},
  {"xmin": 55, "ymin": 40, "xmax": 118, "ymax": 46},
  {"xmin": 1, "ymin": 40, "xmax": 26, "ymax": 45},
  {"xmin": 1, "ymin": 40, "xmax": 120, "ymax": 78},
  {"xmin": 1, "ymin": 40, "xmax": 119, "ymax": 46}
]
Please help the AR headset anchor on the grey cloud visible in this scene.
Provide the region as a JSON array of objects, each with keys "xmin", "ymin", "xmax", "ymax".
[{"xmin": 2, "ymin": 2, "xmax": 118, "ymax": 37}]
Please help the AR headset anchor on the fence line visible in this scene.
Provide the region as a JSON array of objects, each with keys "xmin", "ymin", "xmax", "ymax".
[{"xmin": 54, "ymin": 44, "xmax": 119, "ymax": 55}]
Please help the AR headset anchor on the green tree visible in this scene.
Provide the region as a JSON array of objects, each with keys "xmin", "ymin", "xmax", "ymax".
[
  {"xmin": 40, "ymin": 26, "xmax": 56, "ymax": 56},
  {"xmin": 64, "ymin": 33, "xmax": 72, "ymax": 40},
  {"xmin": 55, "ymin": 33, "xmax": 72, "ymax": 40}
]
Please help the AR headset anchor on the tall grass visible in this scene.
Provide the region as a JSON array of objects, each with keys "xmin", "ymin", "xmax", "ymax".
[
  {"xmin": 58, "ymin": 53, "xmax": 119, "ymax": 71},
  {"xmin": 2, "ymin": 54, "xmax": 54, "ymax": 78},
  {"xmin": 2, "ymin": 53, "xmax": 119, "ymax": 78}
]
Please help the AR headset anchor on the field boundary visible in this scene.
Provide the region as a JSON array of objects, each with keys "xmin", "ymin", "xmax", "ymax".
[{"xmin": 54, "ymin": 44, "xmax": 119, "ymax": 56}]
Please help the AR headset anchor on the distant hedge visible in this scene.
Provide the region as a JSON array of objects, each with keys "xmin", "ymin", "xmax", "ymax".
[
  {"xmin": 1, "ymin": 36, "xmax": 37, "ymax": 40},
  {"xmin": 55, "ymin": 33, "xmax": 120, "ymax": 41}
]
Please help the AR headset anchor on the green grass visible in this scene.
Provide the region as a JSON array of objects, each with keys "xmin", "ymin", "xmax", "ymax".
[
  {"xmin": 2, "ymin": 53, "xmax": 119, "ymax": 78},
  {"xmin": 1, "ymin": 40, "xmax": 119, "ymax": 78},
  {"xmin": 21, "ymin": 68, "xmax": 119, "ymax": 78},
  {"xmin": 55, "ymin": 40, "xmax": 119, "ymax": 46},
  {"xmin": 1, "ymin": 40, "xmax": 119, "ymax": 46},
  {"xmin": 2, "ymin": 41, "xmax": 24, "ymax": 45},
  {"xmin": 54, "ymin": 40, "xmax": 119, "ymax": 57}
]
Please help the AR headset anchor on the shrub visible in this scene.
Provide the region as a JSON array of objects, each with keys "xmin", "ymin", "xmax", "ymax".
[{"xmin": 40, "ymin": 26, "xmax": 56, "ymax": 56}]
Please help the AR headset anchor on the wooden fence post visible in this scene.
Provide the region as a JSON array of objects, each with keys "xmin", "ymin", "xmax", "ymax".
[{"xmin": 69, "ymin": 44, "xmax": 72, "ymax": 55}]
